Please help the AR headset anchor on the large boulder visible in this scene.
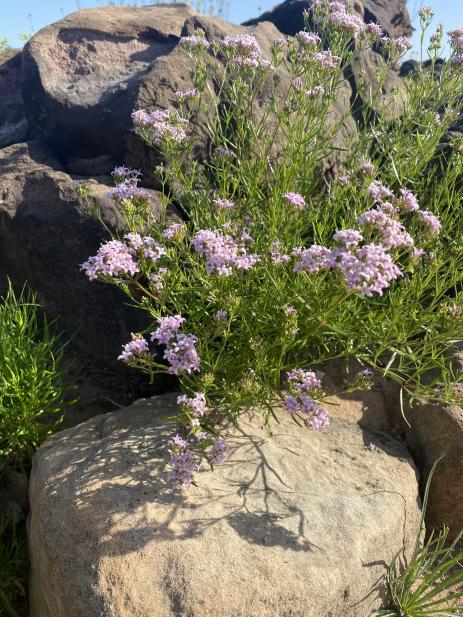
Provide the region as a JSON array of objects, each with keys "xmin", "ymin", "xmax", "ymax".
[
  {"xmin": 0, "ymin": 140, "xmax": 173, "ymax": 421},
  {"xmin": 404, "ymin": 398, "xmax": 463, "ymax": 544},
  {"xmin": 0, "ymin": 48, "xmax": 27, "ymax": 147},
  {"xmin": 29, "ymin": 395, "xmax": 421, "ymax": 617},
  {"xmin": 22, "ymin": 4, "xmax": 196, "ymax": 178}
]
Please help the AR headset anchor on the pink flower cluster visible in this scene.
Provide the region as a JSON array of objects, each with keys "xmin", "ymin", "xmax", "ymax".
[
  {"xmin": 312, "ymin": 50, "xmax": 341, "ymax": 69},
  {"xmin": 149, "ymin": 268, "xmax": 167, "ymax": 292},
  {"xmin": 419, "ymin": 6, "xmax": 434, "ymax": 19},
  {"xmin": 293, "ymin": 245, "xmax": 332, "ymax": 273},
  {"xmin": 448, "ymin": 27, "xmax": 463, "ymax": 52},
  {"xmin": 221, "ymin": 34, "xmax": 271, "ymax": 71},
  {"xmin": 312, "ymin": 1, "xmax": 382, "ymax": 39},
  {"xmin": 222, "ymin": 33, "xmax": 261, "ymax": 56},
  {"xmin": 358, "ymin": 208, "xmax": 414, "ymax": 248},
  {"xmin": 272, "ymin": 37, "xmax": 287, "ymax": 51},
  {"xmin": 293, "ymin": 180, "xmax": 442, "ymax": 296},
  {"xmin": 164, "ymin": 334, "xmax": 200, "ymax": 375},
  {"xmin": 151, "ymin": 314, "xmax": 185, "ymax": 345},
  {"xmin": 306, "ymin": 85, "xmax": 325, "ymax": 98},
  {"xmin": 328, "ymin": 8, "xmax": 365, "ymax": 36},
  {"xmin": 162, "ymin": 223, "xmax": 186, "ymax": 239},
  {"xmin": 334, "ymin": 243, "xmax": 402, "ymax": 296},
  {"xmin": 179, "ymin": 33, "xmax": 210, "ymax": 53},
  {"xmin": 118, "ymin": 334, "xmax": 150, "ymax": 364},
  {"xmin": 151, "ymin": 315, "xmax": 200, "ymax": 375},
  {"xmin": 107, "ymin": 166, "xmax": 149, "ymax": 203},
  {"xmin": 332, "ymin": 229, "xmax": 363, "ymax": 249},
  {"xmin": 175, "ymin": 89, "xmax": 200, "ymax": 102},
  {"xmin": 168, "ymin": 392, "xmax": 230, "ymax": 488},
  {"xmin": 132, "ymin": 109, "xmax": 189, "ymax": 146},
  {"xmin": 108, "ymin": 181, "xmax": 149, "ymax": 203},
  {"xmin": 365, "ymin": 22, "xmax": 383, "ymax": 40},
  {"xmin": 178, "ymin": 392, "xmax": 207, "ymax": 416},
  {"xmin": 167, "ymin": 431, "xmax": 229, "ymax": 489},
  {"xmin": 284, "ymin": 369, "xmax": 329, "ymax": 431},
  {"xmin": 168, "ymin": 435, "xmax": 200, "ymax": 489},
  {"xmin": 294, "ymin": 236, "xmax": 401, "ymax": 296},
  {"xmin": 380, "ymin": 35, "xmax": 413, "ymax": 56},
  {"xmin": 283, "ymin": 192, "xmax": 306, "ymax": 208},
  {"xmin": 81, "ymin": 240, "xmax": 140, "ymax": 280},
  {"xmin": 124, "ymin": 233, "xmax": 166, "ymax": 261},
  {"xmin": 192, "ymin": 229, "xmax": 260, "ymax": 276},
  {"xmin": 208, "ymin": 437, "xmax": 229, "ymax": 464},
  {"xmin": 362, "ymin": 180, "xmax": 441, "ymax": 240},
  {"xmin": 270, "ymin": 241, "xmax": 291, "ymax": 265},
  {"xmin": 296, "ymin": 31, "xmax": 321, "ymax": 48},
  {"xmin": 213, "ymin": 198, "xmax": 235, "ymax": 210},
  {"xmin": 399, "ymin": 189, "xmax": 420, "ymax": 212},
  {"xmin": 448, "ymin": 27, "xmax": 463, "ymax": 63},
  {"xmin": 417, "ymin": 210, "xmax": 442, "ymax": 234},
  {"xmin": 111, "ymin": 166, "xmax": 142, "ymax": 183}
]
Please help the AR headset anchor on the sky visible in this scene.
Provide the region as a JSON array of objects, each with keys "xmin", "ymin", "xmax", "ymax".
[{"xmin": 1, "ymin": 0, "xmax": 463, "ymax": 54}]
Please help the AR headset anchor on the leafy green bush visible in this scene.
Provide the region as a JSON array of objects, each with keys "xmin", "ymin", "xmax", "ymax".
[
  {"xmin": 0, "ymin": 516, "xmax": 26, "ymax": 617},
  {"xmin": 372, "ymin": 460, "xmax": 463, "ymax": 617},
  {"xmin": 81, "ymin": 2, "xmax": 463, "ymax": 488},
  {"xmin": 0, "ymin": 283, "xmax": 69, "ymax": 466}
]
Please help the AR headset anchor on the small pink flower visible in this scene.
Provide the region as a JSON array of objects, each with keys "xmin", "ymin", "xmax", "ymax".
[{"xmin": 283, "ymin": 192, "xmax": 306, "ymax": 208}]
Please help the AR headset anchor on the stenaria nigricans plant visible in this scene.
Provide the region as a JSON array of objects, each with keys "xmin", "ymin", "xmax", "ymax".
[{"xmin": 81, "ymin": 2, "xmax": 463, "ymax": 489}]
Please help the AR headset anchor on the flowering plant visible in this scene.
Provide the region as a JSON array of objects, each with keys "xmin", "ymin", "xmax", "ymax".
[{"xmin": 82, "ymin": 1, "xmax": 463, "ymax": 489}]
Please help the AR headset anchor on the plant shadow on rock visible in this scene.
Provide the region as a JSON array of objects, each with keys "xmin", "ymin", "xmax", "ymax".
[
  {"xmin": 35, "ymin": 413, "xmax": 319, "ymax": 555},
  {"xmin": 31, "ymin": 399, "xmax": 417, "ymax": 563}
]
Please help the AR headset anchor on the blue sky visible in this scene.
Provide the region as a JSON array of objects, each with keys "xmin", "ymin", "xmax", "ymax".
[{"xmin": 2, "ymin": 0, "xmax": 463, "ymax": 55}]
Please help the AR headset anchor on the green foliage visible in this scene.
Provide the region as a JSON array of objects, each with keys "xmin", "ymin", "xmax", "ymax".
[
  {"xmin": 0, "ymin": 516, "xmax": 26, "ymax": 617},
  {"xmin": 372, "ymin": 460, "xmax": 463, "ymax": 617},
  {"xmin": 0, "ymin": 283, "xmax": 70, "ymax": 466}
]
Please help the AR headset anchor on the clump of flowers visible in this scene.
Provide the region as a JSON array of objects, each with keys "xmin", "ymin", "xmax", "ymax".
[
  {"xmin": 192, "ymin": 229, "xmax": 260, "ymax": 275},
  {"xmin": 179, "ymin": 31, "xmax": 210, "ymax": 54},
  {"xmin": 81, "ymin": 240, "xmax": 139, "ymax": 280},
  {"xmin": 284, "ymin": 369, "xmax": 329, "ymax": 431},
  {"xmin": 118, "ymin": 334, "xmax": 150, "ymax": 364},
  {"xmin": 283, "ymin": 192, "xmax": 306, "ymax": 208},
  {"xmin": 132, "ymin": 109, "xmax": 189, "ymax": 147},
  {"xmin": 82, "ymin": 10, "xmax": 463, "ymax": 491},
  {"xmin": 168, "ymin": 435, "xmax": 199, "ymax": 489},
  {"xmin": 151, "ymin": 316, "xmax": 200, "ymax": 375},
  {"xmin": 220, "ymin": 34, "xmax": 271, "ymax": 72}
]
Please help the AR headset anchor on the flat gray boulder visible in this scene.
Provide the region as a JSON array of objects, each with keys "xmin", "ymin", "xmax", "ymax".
[{"xmin": 29, "ymin": 395, "xmax": 420, "ymax": 617}]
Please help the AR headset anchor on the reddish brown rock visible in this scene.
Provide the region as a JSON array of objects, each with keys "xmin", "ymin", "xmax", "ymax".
[
  {"xmin": 0, "ymin": 140, "xmax": 169, "ymax": 410},
  {"xmin": 0, "ymin": 48, "xmax": 27, "ymax": 147},
  {"xmin": 403, "ymin": 398, "xmax": 463, "ymax": 543},
  {"xmin": 22, "ymin": 4, "xmax": 196, "ymax": 176}
]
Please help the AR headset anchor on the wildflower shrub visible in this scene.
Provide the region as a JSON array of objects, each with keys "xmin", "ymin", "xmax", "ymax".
[{"xmin": 82, "ymin": 2, "xmax": 463, "ymax": 489}]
